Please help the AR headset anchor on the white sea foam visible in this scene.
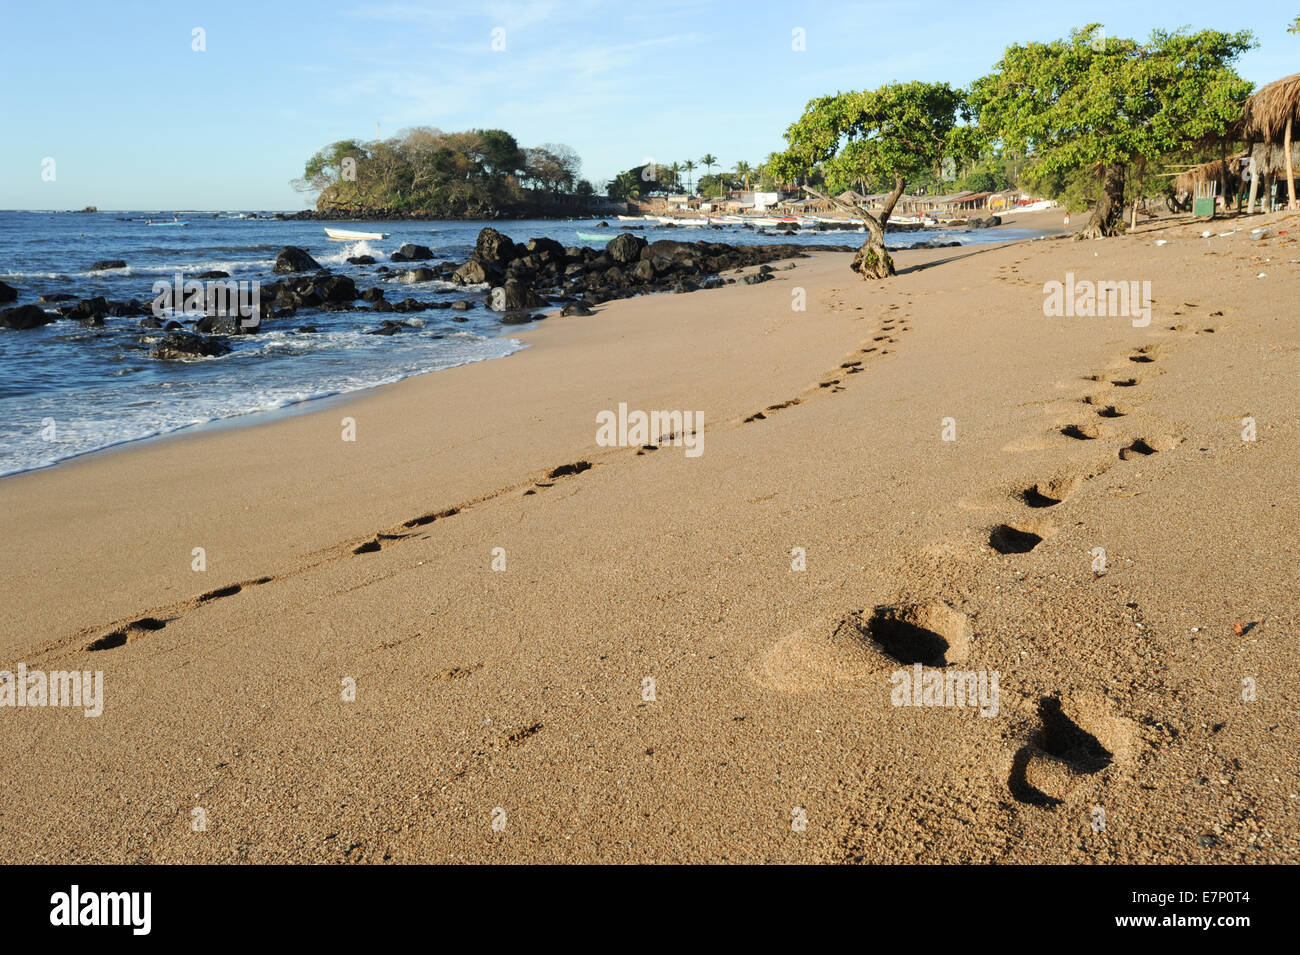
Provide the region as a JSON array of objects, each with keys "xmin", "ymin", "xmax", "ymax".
[{"xmin": 0, "ymin": 335, "xmax": 527, "ymax": 477}]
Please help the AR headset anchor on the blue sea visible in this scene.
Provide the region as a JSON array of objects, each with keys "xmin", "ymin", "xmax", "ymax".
[{"xmin": 0, "ymin": 211, "xmax": 1044, "ymax": 476}]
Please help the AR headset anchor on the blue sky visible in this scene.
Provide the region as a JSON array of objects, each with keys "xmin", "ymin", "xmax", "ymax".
[{"xmin": 2, "ymin": 0, "xmax": 1296, "ymax": 210}]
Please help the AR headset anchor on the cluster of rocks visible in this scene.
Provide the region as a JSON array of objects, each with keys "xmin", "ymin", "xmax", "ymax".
[
  {"xmin": 1, "ymin": 229, "xmax": 844, "ymax": 357},
  {"xmin": 447, "ymin": 228, "xmax": 850, "ymax": 308},
  {"xmin": 903, "ymin": 239, "xmax": 964, "ymax": 250}
]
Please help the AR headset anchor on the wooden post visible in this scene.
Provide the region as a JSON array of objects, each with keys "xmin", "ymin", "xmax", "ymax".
[
  {"xmin": 1287, "ymin": 117, "xmax": 1297, "ymax": 210},
  {"xmin": 1247, "ymin": 146, "xmax": 1260, "ymax": 213}
]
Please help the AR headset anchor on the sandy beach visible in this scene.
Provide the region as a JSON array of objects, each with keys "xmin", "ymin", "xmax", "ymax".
[{"xmin": 1, "ymin": 208, "xmax": 1296, "ymax": 864}]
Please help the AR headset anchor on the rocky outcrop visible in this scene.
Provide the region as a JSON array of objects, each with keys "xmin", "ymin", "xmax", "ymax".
[
  {"xmin": 0, "ymin": 281, "xmax": 18, "ymax": 304},
  {"xmin": 495, "ymin": 280, "xmax": 547, "ymax": 312},
  {"xmin": 151, "ymin": 333, "xmax": 232, "ymax": 360},
  {"xmin": 452, "ymin": 258, "xmax": 503, "ymax": 286},
  {"xmin": 391, "ymin": 243, "xmax": 434, "ymax": 262},
  {"xmin": 607, "ymin": 233, "xmax": 646, "ymax": 264},
  {"xmin": 474, "ymin": 228, "xmax": 520, "ymax": 265},
  {"xmin": 89, "ymin": 259, "xmax": 127, "ymax": 271},
  {"xmin": 273, "ymin": 246, "xmax": 322, "ymax": 273},
  {"xmin": 0, "ymin": 304, "xmax": 53, "ymax": 329}
]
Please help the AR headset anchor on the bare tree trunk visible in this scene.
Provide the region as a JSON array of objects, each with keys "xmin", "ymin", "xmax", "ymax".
[
  {"xmin": 1078, "ymin": 164, "xmax": 1127, "ymax": 239},
  {"xmin": 801, "ymin": 175, "xmax": 904, "ymax": 280}
]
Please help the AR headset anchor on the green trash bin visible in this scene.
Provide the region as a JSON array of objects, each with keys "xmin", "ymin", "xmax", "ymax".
[{"xmin": 1192, "ymin": 196, "xmax": 1216, "ymax": 217}]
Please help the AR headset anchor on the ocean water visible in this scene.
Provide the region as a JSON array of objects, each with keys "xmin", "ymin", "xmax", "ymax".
[{"xmin": 0, "ymin": 211, "xmax": 1042, "ymax": 476}]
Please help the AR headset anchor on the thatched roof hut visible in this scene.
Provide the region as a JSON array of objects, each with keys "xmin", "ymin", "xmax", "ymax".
[
  {"xmin": 1247, "ymin": 141, "xmax": 1300, "ymax": 176},
  {"xmin": 1173, "ymin": 153, "xmax": 1247, "ymax": 195},
  {"xmin": 1241, "ymin": 72, "xmax": 1300, "ymax": 142}
]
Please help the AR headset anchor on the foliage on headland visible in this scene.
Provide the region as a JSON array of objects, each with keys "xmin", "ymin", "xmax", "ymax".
[{"xmin": 293, "ymin": 128, "xmax": 604, "ymax": 219}]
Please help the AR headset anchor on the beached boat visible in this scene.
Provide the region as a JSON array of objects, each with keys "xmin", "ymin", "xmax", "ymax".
[
  {"xmin": 576, "ymin": 232, "xmax": 613, "ymax": 242},
  {"xmin": 324, "ymin": 227, "xmax": 389, "ymax": 241}
]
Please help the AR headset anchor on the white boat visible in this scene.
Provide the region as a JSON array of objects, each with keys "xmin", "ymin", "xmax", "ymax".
[
  {"xmin": 616, "ymin": 215, "xmax": 643, "ymax": 221},
  {"xmin": 324, "ymin": 227, "xmax": 389, "ymax": 241}
]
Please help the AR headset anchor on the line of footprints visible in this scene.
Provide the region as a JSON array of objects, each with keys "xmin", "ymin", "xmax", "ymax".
[{"xmin": 760, "ymin": 311, "xmax": 1226, "ymax": 808}]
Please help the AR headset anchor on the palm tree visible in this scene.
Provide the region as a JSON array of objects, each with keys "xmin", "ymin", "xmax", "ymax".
[
  {"xmin": 611, "ymin": 170, "xmax": 642, "ymax": 201},
  {"xmin": 682, "ymin": 159, "xmax": 696, "ymax": 193},
  {"xmin": 735, "ymin": 160, "xmax": 753, "ymax": 192},
  {"xmin": 668, "ymin": 161, "xmax": 681, "ymax": 193},
  {"xmin": 699, "ymin": 153, "xmax": 718, "ymax": 197}
]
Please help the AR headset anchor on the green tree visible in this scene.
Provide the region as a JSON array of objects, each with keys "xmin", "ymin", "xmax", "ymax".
[
  {"xmin": 769, "ymin": 81, "xmax": 971, "ymax": 278},
  {"xmin": 295, "ymin": 128, "xmax": 593, "ymax": 216},
  {"xmin": 682, "ymin": 159, "xmax": 696, "ymax": 192},
  {"xmin": 608, "ymin": 169, "xmax": 643, "ymax": 201},
  {"xmin": 970, "ymin": 25, "xmax": 1255, "ymax": 238},
  {"xmin": 698, "ymin": 153, "xmax": 719, "ymax": 195}
]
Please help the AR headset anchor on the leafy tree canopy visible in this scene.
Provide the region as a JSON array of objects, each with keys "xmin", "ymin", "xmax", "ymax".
[{"xmin": 969, "ymin": 25, "xmax": 1254, "ymax": 234}]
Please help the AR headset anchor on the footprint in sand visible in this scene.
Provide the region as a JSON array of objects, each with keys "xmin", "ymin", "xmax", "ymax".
[
  {"xmin": 85, "ymin": 617, "xmax": 167, "ymax": 652},
  {"xmin": 988, "ymin": 520, "xmax": 1052, "ymax": 554},
  {"xmin": 1009, "ymin": 694, "xmax": 1136, "ymax": 805},
  {"xmin": 1118, "ymin": 434, "xmax": 1179, "ymax": 460},
  {"xmin": 754, "ymin": 601, "xmax": 971, "ymax": 692},
  {"xmin": 1020, "ymin": 474, "xmax": 1083, "ymax": 509},
  {"xmin": 1060, "ymin": 424, "xmax": 1102, "ymax": 441}
]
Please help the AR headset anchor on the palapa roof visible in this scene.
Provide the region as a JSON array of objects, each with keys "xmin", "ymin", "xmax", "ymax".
[
  {"xmin": 1172, "ymin": 153, "xmax": 1247, "ymax": 194},
  {"xmin": 1241, "ymin": 72, "xmax": 1300, "ymax": 142}
]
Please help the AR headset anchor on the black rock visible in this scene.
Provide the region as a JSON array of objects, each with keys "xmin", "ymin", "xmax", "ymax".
[
  {"xmin": 196, "ymin": 270, "xmax": 230, "ymax": 279},
  {"xmin": 0, "ymin": 304, "xmax": 53, "ymax": 329},
  {"xmin": 360, "ymin": 288, "xmax": 385, "ymax": 303},
  {"xmin": 273, "ymin": 246, "xmax": 322, "ymax": 273},
  {"xmin": 526, "ymin": 236, "xmax": 565, "ymax": 260},
  {"xmin": 316, "ymin": 274, "xmax": 358, "ymax": 303},
  {"xmin": 452, "ymin": 257, "xmax": 503, "ymax": 286},
  {"xmin": 152, "ymin": 333, "xmax": 232, "ymax": 360},
  {"xmin": 450, "ymin": 300, "xmax": 472, "ymax": 311},
  {"xmin": 561, "ymin": 302, "xmax": 594, "ymax": 316},
  {"xmin": 607, "ymin": 232, "xmax": 647, "ymax": 264},
  {"xmin": 347, "ymin": 255, "xmax": 376, "ymax": 265},
  {"xmin": 498, "ymin": 280, "xmax": 546, "ymax": 311},
  {"xmin": 66, "ymin": 297, "xmax": 110, "ymax": 322},
  {"xmin": 474, "ymin": 228, "xmax": 519, "ymax": 265},
  {"xmin": 393, "ymin": 243, "xmax": 434, "ymax": 262},
  {"xmin": 89, "ymin": 259, "xmax": 127, "ymax": 271},
  {"xmin": 366, "ymin": 320, "xmax": 409, "ymax": 335},
  {"xmin": 0, "ymin": 281, "xmax": 17, "ymax": 304}
]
